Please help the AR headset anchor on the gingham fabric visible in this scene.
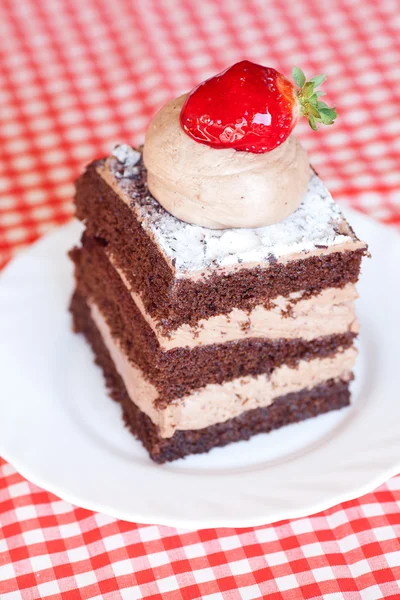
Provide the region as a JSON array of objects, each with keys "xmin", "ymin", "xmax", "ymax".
[{"xmin": 0, "ymin": 0, "xmax": 399, "ymax": 598}]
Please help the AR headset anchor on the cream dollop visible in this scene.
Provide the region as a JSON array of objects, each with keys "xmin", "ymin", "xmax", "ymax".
[{"xmin": 143, "ymin": 95, "xmax": 310, "ymax": 229}]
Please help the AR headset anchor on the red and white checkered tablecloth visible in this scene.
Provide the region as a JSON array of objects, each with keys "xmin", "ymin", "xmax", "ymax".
[{"xmin": 1, "ymin": 0, "xmax": 399, "ymax": 598}]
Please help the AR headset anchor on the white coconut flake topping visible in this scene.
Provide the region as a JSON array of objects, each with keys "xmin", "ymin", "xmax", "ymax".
[
  {"xmin": 109, "ymin": 145, "xmax": 358, "ymax": 277},
  {"xmin": 112, "ymin": 144, "xmax": 141, "ymax": 166}
]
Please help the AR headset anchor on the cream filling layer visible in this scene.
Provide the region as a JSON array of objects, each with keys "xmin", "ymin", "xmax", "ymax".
[
  {"xmin": 91, "ymin": 303, "xmax": 357, "ymax": 438},
  {"xmin": 108, "ymin": 253, "xmax": 358, "ymax": 350}
]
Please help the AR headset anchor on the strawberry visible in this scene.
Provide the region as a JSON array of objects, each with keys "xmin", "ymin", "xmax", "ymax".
[{"xmin": 180, "ymin": 61, "xmax": 336, "ymax": 154}]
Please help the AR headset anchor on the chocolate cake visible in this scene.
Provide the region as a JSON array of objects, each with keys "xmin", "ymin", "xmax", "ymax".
[
  {"xmin": 70, "ymin": 143, "xmax": 367, "ymax": 462},
  {"xmin": 69, "ymin": 61, "xmax": 368, "ymax": 462}
]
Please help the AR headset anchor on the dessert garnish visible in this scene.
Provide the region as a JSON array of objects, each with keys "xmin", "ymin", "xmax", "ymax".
[
  {"xmin": 180, "ymin": 60, "xmax": 336, "ymax": 153},
  {"xmin": 143, "ymin": 60, "xmax": 337, "ymax": 229}
]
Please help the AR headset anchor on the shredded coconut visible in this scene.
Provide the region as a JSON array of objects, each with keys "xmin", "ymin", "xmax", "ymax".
[
  {"xmin": 112, "ymin": 144, "xmax": 141, "ymax": 167},
  {"xmin": 109, "ymin": 145, "xmax": 357, "ymax": 277}
]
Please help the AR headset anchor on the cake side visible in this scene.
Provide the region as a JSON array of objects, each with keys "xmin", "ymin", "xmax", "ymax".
[
  {"xmin": 110, "ymin": 251, "xmax": 360, "ymax": 350},
  {"xmin": 70, "ymin": 290, "xmax": 352, "ymax": 461},
  {"xmin": 89, "ymin": 299, "xmax": 356, "ymax": 438},
  {"xmin": 70, "ymin": 239, "xmax": 357, "ymax": 402}
]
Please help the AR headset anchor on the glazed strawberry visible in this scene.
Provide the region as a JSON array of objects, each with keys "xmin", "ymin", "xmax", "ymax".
[{"xmin": 180, "ymin": 61, "xmax": 336, "ymax": 154}]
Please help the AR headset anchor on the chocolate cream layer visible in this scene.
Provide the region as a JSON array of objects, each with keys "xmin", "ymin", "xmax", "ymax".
[
  {"xmin": 74, "ymin": 152, "xmax": 368, "ymax": 331},
  {"xmin": 90, "ymin": 301, "xmax": 356, "ymax": 438}
]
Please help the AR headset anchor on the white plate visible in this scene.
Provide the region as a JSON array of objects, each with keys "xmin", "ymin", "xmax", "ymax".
[{"xmin": 0, "ymin": 210, "xmax": 399, "ymax": 528}]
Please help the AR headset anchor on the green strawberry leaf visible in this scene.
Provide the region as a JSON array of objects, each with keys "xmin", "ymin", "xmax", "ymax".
[
  {"xmin": 319, "ymin": 107, "xmax": 337, "ymax": 124},
  {"xmin": 308, "ymin": 116, "xmax": 318, "ymax": 130},
  {"xmin": 309, "ymin": 74, "xmax": 327, "ymax": 87},
  {"xmin": 293, "ymin": 66, "xmax": 337, "ymax": 130},
  {"xmin": 320, "ymin": 107, "xmax": 337, "ymax": 118},
  {"xmin": 307, "ymin": 104, "xmax": 320, "ymax": 118},
  {"xmin": 320, "ymin": 114, "xmax": 334, "ymax": 125},
  {"xmin": 292, "ymin": 66, "xmax": 306, "ymax": 88},
  {"xmin": 302, "ymin": 81, "xmax": 315, "ymax": 99}
]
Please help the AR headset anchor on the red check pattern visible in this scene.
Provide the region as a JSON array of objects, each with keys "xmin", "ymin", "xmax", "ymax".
[{"xmin": 0, "ymin": 0, "xmax": 399, "ymax": 598}]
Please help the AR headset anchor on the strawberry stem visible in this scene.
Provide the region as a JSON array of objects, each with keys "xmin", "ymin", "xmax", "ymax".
[{"xmin": 292, "ymin": 67, "xmax": 337, "ymax": 131}]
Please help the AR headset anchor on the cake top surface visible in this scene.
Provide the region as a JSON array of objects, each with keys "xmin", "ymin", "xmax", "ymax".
[{"xmin": 105, "ymin": 144, "xmax": 360, "ymax": 277}]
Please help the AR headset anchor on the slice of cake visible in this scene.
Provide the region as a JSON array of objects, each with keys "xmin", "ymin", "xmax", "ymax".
[{"xmin": 70, "ymin": 61, "xmax": 368, "ymax": 463}]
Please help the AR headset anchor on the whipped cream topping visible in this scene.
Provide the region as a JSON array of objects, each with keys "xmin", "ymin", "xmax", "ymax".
[
  {"xmin": 143, "ymin": 95, "xmax": 310, "ymax": 229},
  {"xmin": 102, "ymin": 147, "xmax": 365, "ymax": 278}
]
